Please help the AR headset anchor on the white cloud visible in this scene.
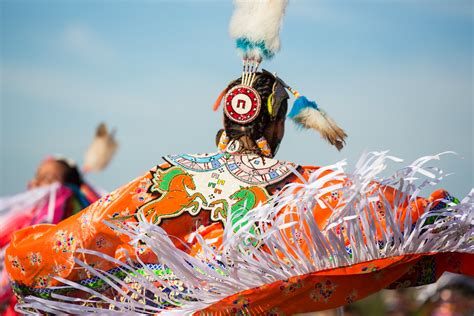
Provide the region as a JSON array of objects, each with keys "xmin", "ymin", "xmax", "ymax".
[
  {"xmin": 1, "ymin": 65, "xmax": 153, "ymax": 114},
  {"xmin": 60, "ymin": 23, "xmax": 118, "ymax": 65}
]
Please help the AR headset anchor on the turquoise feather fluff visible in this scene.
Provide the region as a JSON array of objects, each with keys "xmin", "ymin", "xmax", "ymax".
[{"xmin": 230, "ymin": 0, "xmax": 288, "ymax": 61}]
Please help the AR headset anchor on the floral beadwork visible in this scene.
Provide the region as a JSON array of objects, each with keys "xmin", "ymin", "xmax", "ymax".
[
  {"xmin": 95, "ymin": 236, "xmax": 108, "ymax": 249},
  {"xmin": 231, "ymin": 296, "xmax": 250, "ymax": 315},
  {"xmin": 375, "ymin": 200, "xmax": 385, "ymax": 218},
  {"xmin": 98, "ymin": 190, "xmax": 117, "ymax": 206},
  {"xmin": 330, "ymin": 191, "xmax": 340, "ymax": 202},
  {"xmin": 53, "ymin": 230, "xmax": 75, "ymax": 253},
  {"xmin": 53, "ymin": 264, "xmax": 68, "ymax": 274},
  {"xmin": 79, "ymin": 209, "xmax": 97, "ymax": 236},
  {"xmin": 394, "ymin": 256, "xmax": 436, "ymax": 287},
  {"xmin": 79, "ymin": 210, "xmax": 93, "ymax": 226},
  {"xmin": 293, "ymin": 231, "xmax": 304, "ymax": 244},
  {"xmin": 131, "ymin": 178, "xmax": 152, "ymax": 203},
  {"xmin": 28, "ymin": 252, "xmax": 42, "ymax": 266},
  {"xmin": 8, "ymin": 255, "xmax": 25, "ymax": 274},
  {"xmin": 309, "ymin": 279, "xmax": 338, "ymax": 303},
  {"xmin": 345, "ymin": 289, "xmax": 358, "ymax": 304},
  {"xmin": 335, "ymin": 225, "xmax": 345, "ymax": 236},
  {"xmin": 109, "ymin": 209, "xmax": 131, "ymax": 236},
  {"xmin": 361, "ymin": 263, "xmax": 379, "ymax": 273},
  {"xmin": 33, "ymin": 275, "xmax": 51, "ymax": 287},
  {"xmin": 279, "ymin": 278, "xmax": 304, "ymax": 294}
]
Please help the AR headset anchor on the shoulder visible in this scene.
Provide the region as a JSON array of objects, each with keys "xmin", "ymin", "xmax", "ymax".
[{"xmin": 163, "ymin": 152, "xmax": 299, "ymax": 186}]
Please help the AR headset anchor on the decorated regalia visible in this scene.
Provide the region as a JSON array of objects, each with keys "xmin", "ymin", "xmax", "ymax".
[
  {"xmin": 0, "ymin": 123, "xmax": 116, "ymax": 315},
  {"xmin": 0, "ymin": 160, "xmax": 101, "ymax": 316},
  {"xmin": 5, "ymin": 1, "xmax": 473, "ymax": 315}
]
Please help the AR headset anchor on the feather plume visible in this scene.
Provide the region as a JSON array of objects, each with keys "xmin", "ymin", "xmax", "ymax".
[
  {"xmin": 83, "ymin": 123, "xmax": 118, "ymax": 173},
  {"xmin": 230, "ymin": 0, "xmax": 288, "ymax": 60},
  {"xmin": 288, "ymin": 96, "xmax": 347, "ymax": 150}
]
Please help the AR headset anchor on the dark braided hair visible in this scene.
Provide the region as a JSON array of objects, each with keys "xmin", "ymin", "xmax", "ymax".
[{"xmin": 223, "ymin": 72, "xmax": 288, "ymax": 155}]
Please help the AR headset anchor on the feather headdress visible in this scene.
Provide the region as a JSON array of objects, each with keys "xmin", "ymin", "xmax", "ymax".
[
  {"xmin": 215, "ymin": 0, "xmax": 348, "ymax": 152},
  {"xmin": 230, "ymin": 0, "xmax": 288, "ymax": 61}
]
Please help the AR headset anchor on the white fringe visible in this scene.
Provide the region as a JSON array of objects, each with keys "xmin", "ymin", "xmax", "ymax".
[
  {"xmin": 17, "ymin": 152, "xmax": 473, "ymax": 315},
  {"xmin": 0, "ymin": 183, "xmax": 60, "ymax": 218}
]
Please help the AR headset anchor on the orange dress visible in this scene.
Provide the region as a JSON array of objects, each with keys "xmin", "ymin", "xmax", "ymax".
[
  {"xmin": 0, "ymin": 182, "xmax": 100, "ymax": 316},
  {"xmin": 5, "ymin": 152, "xmax": 473, "ymax": 315}
]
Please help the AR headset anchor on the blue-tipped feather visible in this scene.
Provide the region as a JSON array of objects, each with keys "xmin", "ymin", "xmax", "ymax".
[
  {"xmin": 236, "ymin": 38, "xmax": 253, "ymax": 52},
  {"xmin": 288, "ymin": 96, "xmax": 347, "ymax": 150},
  {"xmin": 288, "ymin": 96, "xmax": 319, "ymax": 119},
  {"xmin": 235, "ymin": 37, "xmax": 275, "ymax": 60}
]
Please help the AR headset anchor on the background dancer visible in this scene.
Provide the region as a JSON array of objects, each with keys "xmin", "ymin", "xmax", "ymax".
[{"xmin": 0, "ymin": 123, "xmax": 117, "ymax": 315}]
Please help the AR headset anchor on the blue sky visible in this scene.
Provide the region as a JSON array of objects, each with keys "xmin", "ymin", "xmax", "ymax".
[{"xmin": 1, "ymin": 0, "xmax": 472, "ymax": 197}]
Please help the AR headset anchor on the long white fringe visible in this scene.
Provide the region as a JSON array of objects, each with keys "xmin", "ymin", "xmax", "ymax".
[
  {"xmin": 17, "ymin": 152, "xmax": 473, "ymax": 314},
  {"xmin": 1, "ymin": 183, "xmax": 60, "ymax": 271},
  {"xmin": 0, "ymin": 183, "xmax": 60, "ymax": 218}
]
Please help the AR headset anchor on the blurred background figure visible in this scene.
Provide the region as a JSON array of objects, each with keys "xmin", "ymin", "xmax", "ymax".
[
  {"xmin": 340, "ymin": 273, "xmax": 474, "ymax": 316},
  {"xmin": 83, "ymin": 123, "xmax": 118, "ymax": 173},
  {"xmin": 0, "ymin": 123, "xmax": 117, "ymax": 316},
  {"xmin": 417, "ymin": 273, "xmax": 474, "ymax": 316}
]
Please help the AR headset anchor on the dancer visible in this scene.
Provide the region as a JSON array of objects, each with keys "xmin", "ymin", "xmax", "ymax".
[
  {"xmin": 5, "ymin": 1, "xmax": 472, "ymax": 315},
  {"xmin": 0, "ymin": 123, "xmax": 116, "ymax": 315}
]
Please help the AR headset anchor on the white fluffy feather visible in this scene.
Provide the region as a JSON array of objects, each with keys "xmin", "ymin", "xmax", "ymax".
[
  {"xmin": 229, "ymin": 0, "xmax": 288, "ymax": 55},
  {"xmin": 293, "ymin": 107, "xmax": 347, "ymax": 150}
]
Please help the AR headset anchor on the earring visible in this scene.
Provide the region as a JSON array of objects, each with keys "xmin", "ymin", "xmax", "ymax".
[{"xmin": 218, "ymin": 131, "xmax": 230, "ymax": 152}]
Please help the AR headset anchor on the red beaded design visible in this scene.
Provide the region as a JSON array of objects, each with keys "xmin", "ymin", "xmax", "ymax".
[{"xmin": 224, "ymin": 85, "xmax": 261, "ymax": 124}]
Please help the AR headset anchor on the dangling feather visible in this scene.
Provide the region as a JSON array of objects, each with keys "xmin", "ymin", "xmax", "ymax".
[
  {"xmin": 83, "ymin": 123, "xmax": 118, "ymax": 173},
  {"xmin": 229, "ymin": 0, "xmax": 288, "ymax": 61},
  {"xmin": 288, "ymin": 96, "xmax": 347, "ymax": 150}
]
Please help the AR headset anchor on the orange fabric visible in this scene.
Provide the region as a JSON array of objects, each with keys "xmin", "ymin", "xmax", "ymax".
[
  {"xmin": 199, "ymin": 255, "xmax": 423, "ymax": 314},
  {"xmin": 4, "ymin": 163, "xmax": 469, "ymax": 313},
  {"xmin": 197, "ymin": 253, "xmax": 473, "ymax": 314},
  {"xmin": 5, "ymin": 165, "xmax": 213, "ymax": 287}
]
